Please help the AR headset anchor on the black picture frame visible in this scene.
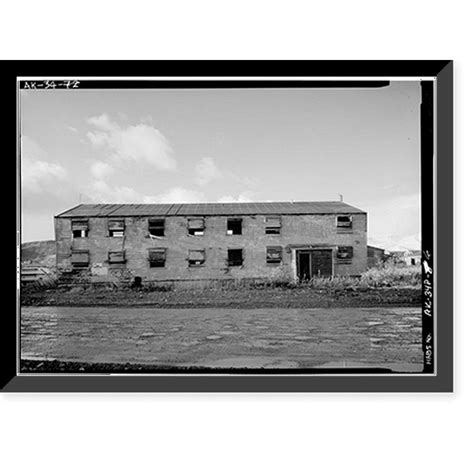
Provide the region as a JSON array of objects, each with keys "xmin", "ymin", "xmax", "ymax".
[{"xmin": 5, "ymin": 60, "xmax": 453, "ymax": 392}]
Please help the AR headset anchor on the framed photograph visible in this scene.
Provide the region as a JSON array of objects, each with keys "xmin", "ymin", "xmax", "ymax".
[{"xmin": 4, "ymin": 60, "xmax": 453, "ymax": 392}]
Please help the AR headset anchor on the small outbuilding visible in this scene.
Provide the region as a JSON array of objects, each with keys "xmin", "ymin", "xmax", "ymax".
[{"xmin": 367, "ymin": 245, "xmax": 386, "ymax": 268}]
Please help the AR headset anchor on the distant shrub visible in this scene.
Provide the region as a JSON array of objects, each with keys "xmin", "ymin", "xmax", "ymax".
[
  {"xmin": 241, "ymin": 261, "xmax": 421, "ymax": 290},
  {"xmin": 360, "ymin": 261, "xmax": 421, "ymax": 288},
  {"xmin": 306, "ymin": 276, "xmax": 359, "ymax": 290}
]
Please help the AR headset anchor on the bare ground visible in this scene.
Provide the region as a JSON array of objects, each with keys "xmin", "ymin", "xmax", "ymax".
[{"xmin": 20, "ymin": 285, "xmax": 421, "ymax": 308}]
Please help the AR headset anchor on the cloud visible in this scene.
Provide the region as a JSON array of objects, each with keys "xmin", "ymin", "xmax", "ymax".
[
  {"xmin": 90, "ymin": 161, "xmax": 114, "ymax": 180},
  {"xmin": 194, "ymin": 157, "xmax": 258, "ymax": 190},
  {"xmin": 65, "ymin": 125, "xmax": 78, "ymax": 134},
  {"xmin": 86, "ymin": 181, "xmax": 205, "ymax": 205},
  {"xmin": 86, "ymin": 180, "xmax": 144, "ymax": 203},
  {"xmin": 369, "ymin": 233, "xmax": 421, "ymax": 252},
  {"xmin": 231, "ymin": 173, "xmax": 259, "ymax": 188},
  {"xmin": 362, "ymin": 193, "xmax": 421, "ymax": 251},
  {"xmin": 217, "ymin": 191, "xmax": 255, "ymax": 203},
  {"xmin": 195, "ymin": 157, "xmax": 222, "ymax": 186},
  {"xmin": 87, "ymin": 114, "xmax": 116, "ymax": 131},
  {"xmin": 151, "ymin": 187, "xmax": 206, "ymax": 203},
  {"xmin": 86, "ymin": 114, "xmax": 177, "ymax": 171},
  {"xmin": 21, "ymin": 136, "xmax": 67, "ymax": 194}
]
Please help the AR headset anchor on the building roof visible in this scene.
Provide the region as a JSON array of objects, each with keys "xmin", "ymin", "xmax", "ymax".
[
  {"xmin": 367, "ymin": 245, "xmax": 385, "ymax": 252},
  {"xmin": 56, "ymin": 201, "xmax": 366, "ymax": 218}
]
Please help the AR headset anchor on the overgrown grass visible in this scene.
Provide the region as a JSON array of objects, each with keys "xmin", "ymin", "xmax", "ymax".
[
  {"xmin": 139, "ymin": 282, "xmax": 175, "ymax": 292},
  {"xmin": 22, "ymin": 262, "xmax": 421, "ymax": 295},
  {"xmin": 199, "ymin": 262, "xmax": 421, "ymax": 291},
  {"xmin": 360, "ymin": 263, "xmax": 421, "ymax": 288}
]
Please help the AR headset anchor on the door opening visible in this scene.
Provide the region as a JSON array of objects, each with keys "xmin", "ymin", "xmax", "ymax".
[
  {"xmin": 297, "ymin": 249, "xmax": 333, "ymax": 280},
  {"xmin": 298, "ymin": 252, "xmax": 311, "ymax": 280}
]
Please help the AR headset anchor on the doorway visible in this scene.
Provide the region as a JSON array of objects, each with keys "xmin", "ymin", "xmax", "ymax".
[{"xmin": 297, "ymin": 249, "xmax": 333, "ymax": 280}]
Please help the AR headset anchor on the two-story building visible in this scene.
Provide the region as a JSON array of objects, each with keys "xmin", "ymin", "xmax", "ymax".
[{"xmin": 54, "ymin": 201, "xmax": 368, "ymax": 284}]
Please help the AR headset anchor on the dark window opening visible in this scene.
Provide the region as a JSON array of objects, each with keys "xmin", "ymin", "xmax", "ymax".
[
  {"xmin": 188, "ymin": 249, "xmax": 206, "ymax": 267},
  {"xmin": 266, "ymin": 246, "xmax": 282, "ymax": 264},
  {"xmin": 188, "ymin": 218, "xmax": 205, "ymax": 236},
  {"xmin": 149, "ymin": 248, "xmax": 166, "ymax": 268},
  {"xmin": 336, "ymin": 215, "xmax": 352, "ymax": 229},
  {"xmin": 72, "ymin": 219, "xmax": 89, "ymax": 238},
  {"xmin": 71, "ymin": 250, "xmax": 89, "ymax": 269},
  {"xmin": 108, "ymin": 219, "xmax": 125, "ymax": 237},
  {"xmin": 72, "ymin": 229, "xmax": 88, "ymax": 238},
  {"xmin": 108, "ymin": 251, "xmax": 126, "ymax": 264},
  {"xmin": 265, "ymin": 216, "xmax": 281, "ymax": 235},
  {"xmin": 149, "ymin": 218, "xmax": 165, "ymax": 237},
  {"xmin": 337, "ymin": 246, "xmax": 353, "ymax": 263},
  {"xmin": 227, "ymin": 248, "xmax": 243, "ymax": 266},
  {"xmin": 227, "ymin": 218, "xmax": 242, "ymax": 235},
  {"xmin": 411, "ymin": 258, "xmax": 416, "ymax": 265}
]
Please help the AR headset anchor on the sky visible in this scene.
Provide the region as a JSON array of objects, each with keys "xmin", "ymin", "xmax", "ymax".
[{"xmin": 20, "ymin": 81, "xmax": 421, "ymax": 250}]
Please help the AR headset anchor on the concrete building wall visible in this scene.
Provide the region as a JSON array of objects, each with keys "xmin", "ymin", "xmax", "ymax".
[
  {"xmin": 55, "ymin": 213, "xmax": 367, "ymax": 284},
  {"xmin": 367, "ymin": 246, "xmax": 385, "ymax": 268},
  {"xmin": 402, "ymin": 254, "xmax": 421, "ymax": 266}
]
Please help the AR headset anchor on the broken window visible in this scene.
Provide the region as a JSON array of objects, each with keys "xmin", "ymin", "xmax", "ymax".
[
  {"xmin": 188, "ymin": 249, "xmax": 206, "ymax": 267},
  {"xmin": 149, "ymin": 218, "xmax": 165, "ymax": 237},
  {"xmin": 71, "ymin": 250, "xmax": 89, "ymax": 268},
  {"xmin": 108, "ymin": 251, "xmax": 126, "ymax": 264},
  {"xmin": 265, "ymin": 216, "xmax": 281, "ymax": 235},
  {"xmin": 336, "ymin": 215, "xmax": 352, "ymax": 230},
  {"xmin": 227, "ymin": 218, "xmax": 242, "ymax": 235},
  {"xmin": 188, "ymin": 218, "xmax": 205, "ymax": 236},
  {"xmin": 227, "ymin": 248, "xmax": 243, "ymax": 266},
  {"xmin": 149, "ymin": 248, "xmax": 166, "ymax": 268},
  {"xmin": 337, "ymin": 246, "xmax": 353, "ymax": 263},
  {"xmin": 108, "ymin": 219, "xmax": 125, "ymax": 237},
  {"xmin": 71, "ymin": 219, "xmax": 89, "ymax": 238},
  {"xmin": 266, "ymin": 246, "xmax": 283, "ymax": 264}
]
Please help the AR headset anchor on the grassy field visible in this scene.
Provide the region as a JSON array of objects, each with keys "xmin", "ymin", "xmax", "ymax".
[{"xmin": 21, "ymin": 263, "xmax": 421, "ymax": 308}]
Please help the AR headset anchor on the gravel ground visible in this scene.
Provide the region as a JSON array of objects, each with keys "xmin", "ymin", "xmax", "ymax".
[{"xmin": 21, "ymin": 306, "xmax": 423, "ymax": 372}]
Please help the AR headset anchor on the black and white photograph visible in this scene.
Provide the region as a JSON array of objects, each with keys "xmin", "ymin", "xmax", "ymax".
[
  {"xmin": 1, "ymin": 60, "xmax": 451, "ymax": 394},
  {"xmin": 15, "ymin": 69, "xmax": 443, "ymax": 382},
  {"xmin": 1, "ymin": 1, "xmax": 469, "ymax": 472}
]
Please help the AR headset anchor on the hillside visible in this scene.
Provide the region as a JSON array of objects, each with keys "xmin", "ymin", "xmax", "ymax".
[{"xmin": 21, "ymin": 240, "xmax": 56, "ymax": 267}]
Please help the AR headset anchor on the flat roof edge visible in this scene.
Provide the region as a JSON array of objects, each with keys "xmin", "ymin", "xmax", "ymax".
[
  {"xmin": 54, "ymin": 204, "xmax": 84, "ymax": 218},
  {"xmin": 55, "ymin": 211, "xmax": 367, "ymax": 218},
  {"xmin": 54, "ymin": 202, "xmax": 367, "ymax": 217}
]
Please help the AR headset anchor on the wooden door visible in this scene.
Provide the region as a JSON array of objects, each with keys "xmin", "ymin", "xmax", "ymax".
[{"xmin": 310, "ymin": 250, "xmax": 332, "ymax": 277}]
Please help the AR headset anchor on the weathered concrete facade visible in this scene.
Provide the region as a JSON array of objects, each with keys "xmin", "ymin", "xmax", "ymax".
[
  {"xmin": 55, "ymin": 202, "xmax": 368, "ymax": 284},
  {"xmin": 367, "ymin": 245, "xmax": 385, "ymax": 268}
]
